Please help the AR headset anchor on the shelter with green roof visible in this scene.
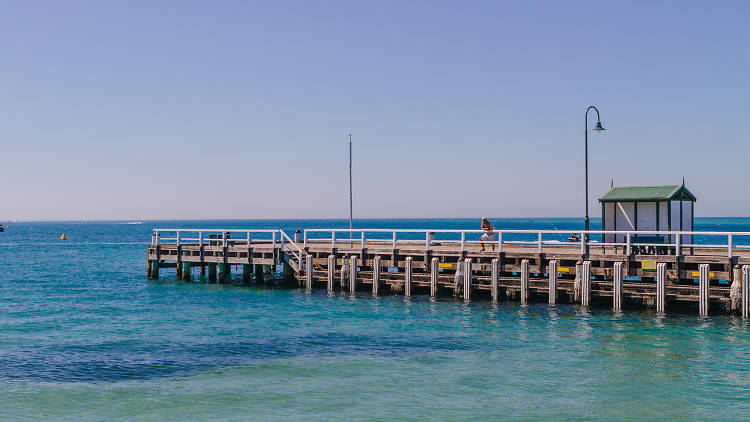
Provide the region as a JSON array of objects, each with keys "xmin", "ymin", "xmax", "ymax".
[{"xmin": 599, "ymin": 183, "xmax": 695, "ymax": 244}]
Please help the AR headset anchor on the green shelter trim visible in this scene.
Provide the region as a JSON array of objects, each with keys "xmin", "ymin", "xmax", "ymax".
[{"xmin": 598, "ymin": 185, "xmax": 696, "ymax": 203}]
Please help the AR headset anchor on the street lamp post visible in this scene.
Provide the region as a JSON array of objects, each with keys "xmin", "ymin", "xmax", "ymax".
[{"xmin": 584, "ymin": 106, "xmax": 605, "ymax": 245}]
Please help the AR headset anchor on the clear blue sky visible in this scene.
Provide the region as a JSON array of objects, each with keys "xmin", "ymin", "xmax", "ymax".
[{"xmin": 2, "ymin": 0, "xmax": 748, "ymax": 220}]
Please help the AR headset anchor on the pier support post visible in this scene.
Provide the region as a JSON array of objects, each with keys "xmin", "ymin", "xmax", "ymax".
[
  {"xmin": 350, "ymin": 256, "xmax": 357, "ymax": 293},
  {"xmin": 581, "ymin": 261, "xmax": 591, "ymax": 306},
  {"xmin": 656, "ymin": 263, "xmax": 667, "ymax": 314},
  {"xmin": 405, "ymin": 257, "xmax": 413, "ymax": 297},
  {"xmin": 699, "ymin": 264, "xmax": 710, "ymax": 316},
  {"xmin": 730, "ymin": 266, "xmax": 741, "ymax": 312},
  {"xmin": 148, "ymin": 260, "xmax": 160, "ymax": 279},
  {"xmin": 742, "ymin": 265, "xmax": 749, "ymax": 318},
  {"xmin": 305, "ymin": 255, "xmax": 313, "ymax": 292},
  {"xmin": 254, "ymin": 264, "xmax": 264, "ymax": 283},
  {"xmin": 548, "ymin": 260, "xmax": 558, "ymax": 304},
  {"xmin": 656, "ymin": 262, "xmax": 667, "ymax": 314},
  {"xmin": 242, "ymin": 264, "xmax": 252, "ymax": 284},
  {"xmin": 613, "ymin": 261, "xmax": 623, "ymax": 312},
  {"xmin": 453, "ymin": 261, "xmax": 464, "ymax": 297},
  {"xmin": 218, "ymin": 263, "xmax": 229, "ymax": 283},
  {"xmin": 327, "ymin": 255, "xmax": 335, "ymax": 293},
  {"xmin": 208, "ymin": 263, "xmax": 217, "ymax": 282},
  {"xmin": 431, "ymin": 257, "xmax": 439, "ymax": 298},
  {"xmin": 373, "ymin": 256, "xmax": 381, "ymax": 296},
  {"xmin": 340, "ymin": 259, "xmax": 350, "ymax": 290},
  {"xmin": 491, "ymin": 258, "xmax": 499, "ymax": 302},
  {"xmin": 181, "ymin": 261, "xmax": 191, "ymax": 281},
  {"xmin": 520, "ymin": 259, "xmax": 529, "ymax": 304},
  {"xmin": 463, "ymin": 258, "xmax": 472, "ymax": 301}
]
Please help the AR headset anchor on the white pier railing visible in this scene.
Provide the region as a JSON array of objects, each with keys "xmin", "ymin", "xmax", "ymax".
[
  {"xmin": 302, "ymin": 228, "xmax": 750, "ymax": 258},
  {"xmin": 151, "ymin": 228, "xmax": 750, "ymax": 258}
]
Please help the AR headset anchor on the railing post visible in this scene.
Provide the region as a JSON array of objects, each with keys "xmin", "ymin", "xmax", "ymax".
[
  {"xmin": 675, "ymin": 234, "xmax": 681, "ymax": 257},
  {"xmin": 303, "ymin": 231, "xmax": 308, "ymax": 249},
  {"xmin": 626, "ymin": 233, "xmax": 631, "ymax": 256},
  {"xmin": 361, "ymin": 232, "xmax": 365, "ymax": 249},
  {"xmin": 272, "ymin": 231, "xmax": 276, "ymax": 249},
  {"xmin": 460, "ymin": 232, "xmax": 466, "ymax": 252},
  {"xmin": 176, "ymin": 230, "xmax": 181, "ymax": 246},
  {"xmin": 579, "ymin": 232, "xmax": 585, "ymax": 254},
  {"xmin": 155, "ymin": 231, "xmax": 160, "ymax": 246},
  {"xmin": 392, "ymin": 231, "xmax": 397, "ymax": 249},
  {"xmin": 425, "ymin": 232, "xmax": 430, "ymax": 253},
  {"xmin": 537, "ymin": 232, "xmax": 543, "ymax": 253},
  {"xmin": 497, "ymin": 232, "xmax": 503, "ymax": 253},
  {"xmin": 728, "ymin": 234, "xmax": 733, "ymax": 258},
  {"xmin": 245, "ymin": 231, "xmax": 250, "ymax": 246}
]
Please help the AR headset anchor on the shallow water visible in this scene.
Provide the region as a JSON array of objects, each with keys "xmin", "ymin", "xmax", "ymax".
[{"xmin": 1, "ymin": 219, "xmax": 749, "ymax": 421}]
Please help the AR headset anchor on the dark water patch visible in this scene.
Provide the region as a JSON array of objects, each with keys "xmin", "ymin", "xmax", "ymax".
[{"xmin": 0, "ymin": 332, "xmax": 477, "ymax": 383}]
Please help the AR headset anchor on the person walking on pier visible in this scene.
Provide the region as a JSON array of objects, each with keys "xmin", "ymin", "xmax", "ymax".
[{"xmin": 480, "ymin": 217, "xmax": 495, "ymax": 252}]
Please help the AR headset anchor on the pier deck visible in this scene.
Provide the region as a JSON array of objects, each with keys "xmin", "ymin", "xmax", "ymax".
[{"xmin": 147, "ymin": 228, "xmax": 750, "ymax": 317}]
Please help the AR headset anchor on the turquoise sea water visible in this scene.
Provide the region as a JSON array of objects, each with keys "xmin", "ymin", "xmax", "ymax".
[{"xmin": 1, "ymin": 218, "xmax": 749, "ymax": 421}]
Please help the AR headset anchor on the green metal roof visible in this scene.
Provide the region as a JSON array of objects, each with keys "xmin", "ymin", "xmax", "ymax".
[{"xmin": 598, "ymin": 185, "xmax": 696, "ymax": 202}]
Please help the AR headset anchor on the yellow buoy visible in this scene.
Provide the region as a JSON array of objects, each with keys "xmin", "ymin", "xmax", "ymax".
[{"xmin": 60, "ymin": 233, "xmax": 67, "ymax": 240}]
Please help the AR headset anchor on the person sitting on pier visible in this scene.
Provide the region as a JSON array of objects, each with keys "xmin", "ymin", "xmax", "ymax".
[{"xmin": 480, "ymin": 217, "xmax": 495, "ymax": 252}]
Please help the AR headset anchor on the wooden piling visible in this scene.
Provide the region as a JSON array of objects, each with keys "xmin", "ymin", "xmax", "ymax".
[
  {"xmin": 656, "ymin": 262, "xmax": 667, "ymax": 314},
  {"xmin": 742, "ymin": 265, "xmax": 749, "ymax": 318},
  {"xmin": 181, "ymin": 261, "xmax": 191, "ymax": 281},
  {"xmin": 548, "ymin": 260, "xmax": 557, "ymax": 304},
  {"xmin": 254, "ymin": 264, "xmax": 264, "ymax": 283},
  {"xmin": 405, "ymin": 257, "xmax": 413, "ymax": 297},
  {"xmin": 430, "ymin": 257, "xmax": 438, "ymax": 298},
  {"xmin": 148, "ymin": 260, "xmax": 160, "ymax": 279},
  {"xmin": 350, "ymin": 256, "xmax": 357, "ymax": 293},
  {"xmin": 699, "ymin": 263, "xmax": 709, "ymax": 316},
  {"xmin": 373, "ymin": 256, "xmax": 381, "ymax": 295},
  {"xmin": 208, "ymin": 263, "xmax": 217, "ymax": 282},
  {"xmin": 613, "ymin": 261, "xmax": 623, "ymax": 311},
  {"xmin": 327, "ymin": 255, "xmax": 335, "ymax": 293},
  {"xmin": 217, "ymin": 263, "xmax": 229, "ymax": 283},
  {"xmin": 581, "ymin": 261, "xmax": 591, "ymax": 306},
  {"xmin": 305, "ymin": 255, "xmax": 313, "ymax": 292},
  {"xmin": 463, "ymin": 258, "xmax": 472, "ymax": 301},
  {"xmin": 242, "ymin": 264, "xmax": 252, "ymax": 283},
  {"xmin": 730, "ymin": 266, "xmax": 741, "ymax": 312},
  {"xmin": 520, "ymin": 259, "xmax": 529, "ymax": 304},
  {"xmin": 491, "ymin": 258, "xmax": 499, "ymax": 302}
]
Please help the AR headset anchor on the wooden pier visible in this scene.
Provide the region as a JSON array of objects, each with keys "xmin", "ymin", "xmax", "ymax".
[{"xmin": 147, "ymin": 228, "xmax": 750, "ymax": 317}]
